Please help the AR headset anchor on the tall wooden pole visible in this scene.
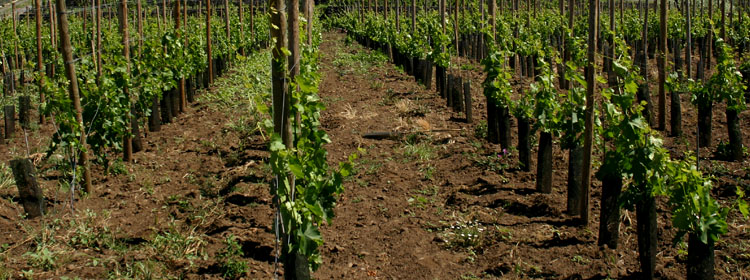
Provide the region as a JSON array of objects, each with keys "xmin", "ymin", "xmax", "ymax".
[
  {"xmin": 251, "ymin": 0, "xmax": 255, "ymax": 42},
  {"xmin": 308, "ymin": 0, "xmax": 314, "ymax": 45},
  {"xmin": 240, "ymin": 0, "xmax": 246, "ymax": 55},
  {"xmin": 640, "ymin": 0, "xmax": 653, "ymax": 125},
  {"xmin": 56, "ymin": 0, "xmax": 93, "ymax": 193},
  {"xmin": 454, "ymin": 0, "xmax": 459, "ymax": 52},
  {"xmin": 657, "ymin": 0, "xmax": 666, "ymax": 130},
  {"xmin": 225, "ymin": 0, "xmax": 231, "ymax": 46},
  {"xmin": 707, "ymin": 0, "xmax": 712, "ymax": 72},
  {"xmin": 441, "ymin": 0, "xmax": 445, "ymax": 34},
  {"xmin": 396, "ymin": 0, "xmax": 400, "ymax": 30},
  {"xmin": 48, "ymin": 0, "xmax": 55, "ymax": 77},
  {"xmin": 491, "ymin": 0, "xmax": 496, "ymax": 37},
  {"xmin": 720, "ymin": 0, "xmax": 726, "ymax": 40},
  {"xmin": 137, "ymin": 0, "xmax": 142, "ymax": 56},
  {"xmin": 119, "ymin": 0, "xmax": 133, "ymax": 162},
  {"xmin": 12, "ymin": 2, "xmax": 19, "ymax": 71},
  {"xmin": 412, "ymin": 0, "xmax": 417, "ymax": 32},
  {"xmin": 207, "ymin": 0, "xmax": 213, "ymax": 84},
  {"xmin": 175, "ymin": 0, "xmax": 186, "ymax": 112},
  {"xmin": 35, "ymin": 0, "xmax": 46, "ymax": 124},
  {"xmin": 285, "ymin": 0, "xmax": 306, "ymax": 276},
  {"xmin": 270, "ymin": 0, "xmax": 288, "ymax": 171},
  {"xmin": 686, "ymin": 0, "xmax": 692, "ymax": 78},
  {"xmin": 580, "ymin": 0, "xmax": 598, "ymax": 226}
]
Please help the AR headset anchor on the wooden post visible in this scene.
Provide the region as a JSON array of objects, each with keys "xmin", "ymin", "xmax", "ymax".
[
  {"xmin": 184, "ymin": 0, "xmax": 188, "ymax": 50},
  {"xmin": 56, "ymin": 0, "xmax": 93, "ymax": 193},
  {"xmin": 441, "ymin": 0, "xmax": 445, "ymax": 35},
  {"xmin": 19, "ymin": 96, "xmax": 31, "ymax": 129},
  {"xmin": 685, "ymin": 0, "xmax": 692, "ymax": 81},
  {"xmin": 271, "ymin": 0, "xmax": 288, "ymax": 156},
  {"xmin": 240, "ymin": 0, "xmax": 245, "ymax": 55},
  {"xmin": 35, "ymin": 0, "xmax": 46, "ymax": 124},
  {"xmin": 250, "ymin": 0, "xmax": 255, "ymax": 44},
  {"xmin": 491, "ymin": 0, "xmax": 496, "ymax": 38},
  {"xmin": 137, "ymin": 0, "xmax": 142, "ymax": 56},
  {"xmin": 454, "ymin": 0, "xmax": 459, "ymax": 53},
  {"xmin": 225, "ymin": 0, "xmax": 231, "ymax": 49},
  {"xmin": 207, "ymin": 0, "xmax": 213, "ymax": 84},
  {"xmin": 289, "ymin": 0, "xmax": 301, "ymax": 87},
  {"xmin": 464, "ymin": 81, "xmax": 472, "ymax": 123},
  {"xmin": 579, "ymin": 0, "xmax": 598, "ymax": 225},
  {"xmin": 308, "ymin": 0, "xmax": 314, "ymax": 46},
  {"xmin": 720, "ymin": 0, "xmax": 726, "ymax": 40},
  {"xmin": 174, "ymin": 0, "xmax": 186, "ymax": 112},
  {"xmin": 656, "ymin": 0, "xmax": 667, "ymax": 131},
  {"xmin": 119, "ymin": 0, "xmax": 133, "ymax": 162},
  {"xmin": 3, "ymin": 106, "xmax": 14, "ymax": 139},
  {"xmin": 286, "ymin": 0, "xmax": 307, "ymax": 275},
  {"xmin": 396, "ymin": 0, "xmax": 400, "ymax": 31},
  {"xmin": 639, "ymin": 0, "xmax": 653, "ymax": 125},
  {"xmin": 12, "ymin": 2, "xmax": 20, "ymax": 73},
  {"xmin": 412, "ymin": 0, "xmax": 417, "ymax": 33},
  {"xmin": 10, "ymin": 159, "xmax": 45, "ymax": 218},
  {"xmin": 48, "ymin": 0, "xmax": 56, "ymax": 78},
  {"xmin": 707, "ymin": 0, "xmax": 712, "ymax": 73}
]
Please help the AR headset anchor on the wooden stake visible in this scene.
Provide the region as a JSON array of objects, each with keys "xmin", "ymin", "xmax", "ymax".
[
  {"xmin": 137, "ymin": 0, "xmax": 142, "ymax": 56},
  {"xmin": 56, "ymin": 0, "xmax": 93, "ymax": 193},
  {"xmin": 119, "ymin": 0, "xmax": 133, "ymax": 162},
  {"xmin": 454, "ymin": 0, "xmax": 459, "ymax": 53},
  {"xmin": 207, "ymin": 0, "xmax": 213, "ymax": 84},
  {"xmin": 580, "ymin": 0, "xmax": 598, "ymax": 226},
  {"xmin": 225, "ymin": 0, "xmax": 230, "ymax": 46},
  {"xmin": 411, "ymin": 0, "xmax": 416, "ymax": 33},
  {"xmin": 308, "ymin": 0, "xmax": 314, "ymax": 46},
  {"xmin": 35, "ymin": 0, "xmax": 46, "ymax": 124},
  {"xmin": 239, "ymin": 0, "xmax": 245, "ymax": 55},
  {"xmin": 658, "ymin": 0, "xmax": 667, "ymax": 130},
  {"xmin": 175, "ymin": 0, "xmax": 186, "ymax": 112}
]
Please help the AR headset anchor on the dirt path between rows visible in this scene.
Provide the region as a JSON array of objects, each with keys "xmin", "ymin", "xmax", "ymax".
[{"xmin": 311, "ymin": 31, "xmax": 749, "ymax": 279}]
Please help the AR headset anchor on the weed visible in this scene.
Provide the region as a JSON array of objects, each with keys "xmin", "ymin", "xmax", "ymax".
[
  {"xmin": 21, "ymin": 270, "xmax": 33, "ymax": 280},
  {"xmin": 379, "ymin": 90, "xmax": 398, "ymax": 106},
  {"xmin": 402, "ymin": 142, "xmax": 435, "ymax": 162},
  {"xmin": 151, "ymin": 224, "xmax": 206, "ymax": 261},
  {"xmin": 440, "ymin": 218, "xmax": 485, "ymax": 249},
  {"xmin": 370, "ymin": 80, "xmax": 385, "ymax": 91},
  {"xmin": 416, "ymin": 185, "xmax": 439, "ymax": 197},
  {"xmin": 494, "ymin": 226, "xmax": 513, "ymax": 241},
  {"xmin": 68, "ymin": 210, "xmax": 119, "ymax": 251},
  {"xmin": 24, "ymin": 246, "xmax": 56, "ymax": 271},
  {"xmin": 0, "ymin": 163, "xmax": 14, "ymax": 190},
  {"xmin": 715, "ymin": 139, "xmax": 749, "ymax": 160},
  {"xmin": 140, "ymin": 181, "xmax": 155, "ymax": 195},
  {"xmin": 460, "ymin": 273, "xmax": 481, "ymax": 279},
  {"xmin": 474, "ymin": 120, "xmax": 487, "ymax": 139},
  {"xmin": 216, "ymin": 235, "xmax": 248, "ymax": 279},
  {"xmin": 419, "ymin": 165, "xmax": 436, "ymax": 180},
  {"xmin": 571, "ymin": 255, "xmax": 589, "ymax": 264},
  {"xmin": 470, "ymin": 148, "xmax": 514, "ymax": 172},
  {"xmin": 460, "ymin": 64, "xmax": 477, "ymax": 71},
  {"xmin": 407, "ymin": 195, "xmax": 432, "ymax": 209},
  {"xmin": 107, "ymin": 159, "xmax": 128, "ymax": 176},
  {"xmin": 108, "ymin": 260, "xmax": 162, "ymax": 279}
]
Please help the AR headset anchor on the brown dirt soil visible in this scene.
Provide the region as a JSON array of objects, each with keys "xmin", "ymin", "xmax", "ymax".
[{"xmin": 0, "ymin": 30, "xmax": 747, "ymax": 279}]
